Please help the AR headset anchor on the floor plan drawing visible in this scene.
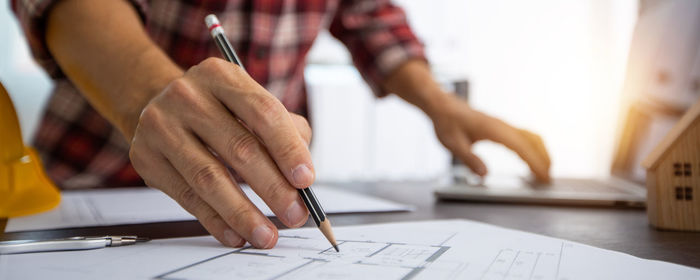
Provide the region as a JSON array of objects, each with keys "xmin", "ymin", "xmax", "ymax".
[
  {"xmin": 156, "ymin": 234, "xmax": 453, "ymax": 280},
  {"xmin": 479, "ymin": 244, "xmax": 569, "ymax": 280},
  {"xmin": 2, "ymin": 220, "xmax": 699, "ymax": 280}
]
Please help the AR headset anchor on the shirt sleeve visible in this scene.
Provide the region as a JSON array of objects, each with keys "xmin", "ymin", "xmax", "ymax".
[
  {"xmin": 329, "ymin": 0, "xmax": 427, "ymax": 97},
  {"xmin": 10, "ymin": 0, "xmax": 150, "ymax": 78}
]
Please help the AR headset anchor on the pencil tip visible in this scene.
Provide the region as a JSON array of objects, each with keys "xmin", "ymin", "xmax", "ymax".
[{"xmin": 333, "ymin": 245, "xmax": 339, "ymax": 252}]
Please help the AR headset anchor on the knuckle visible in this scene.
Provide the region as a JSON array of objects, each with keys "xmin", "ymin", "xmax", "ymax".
[
  {"xmin": 265, "ymin": 179, "xmax": 292, "ymax": 205},
  {"xmin": 167, "ymin": 78, "xmax": 189, "ymax": 95},
  {"xmin": 276, "ymin": 141, "xmax": 303, "ymax": 162},
  {"xmin": 138, "ymin": 105, "xmax": 175, "ymax": 141},
  {"xmin": 176, "ymin": 191, "xmax": 222, "ymax": 230},
  {"xmin": 165, "ymin": 78, "xmax": 198, "ymax": 105},
  {"xmin": 200, "ymin": 57, "xmax": 226, "ymax": 70},
  {"xmin": 200, "ymin": 212, "xmax": 223, "ymax": 229},
  {"xmin": 198, "ymin": 57, "xmax": 235, "ymax": 78},
  {"xmin": 227, "ymin": 134, "xmax": 262, "ymax": 166},
  {"xmin": 225, "ymin": 203, "xmax": 256, "ymax": 227},
  {"xmin": 162, "ymin": 78, "xmax": 213, "ymax": 118},
  {"xmin": 252, "ymin": 95, "xmax": 285, "ymax": 126},
  {"xmin": 176, "ymin": 187, "xmax": 202, "ymax": 211},
  {"xmin": 138, "ymin": 104, "xmax": 164, "ymax": 130},
  {"xmin": 190, "ymin": 164, "xmax": 225, "ymax": 194}
]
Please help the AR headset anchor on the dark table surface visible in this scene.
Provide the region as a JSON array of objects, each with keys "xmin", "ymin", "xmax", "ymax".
[{"xmin": 2, "ymin": 181, "xmax": 699, "ymax": 268}]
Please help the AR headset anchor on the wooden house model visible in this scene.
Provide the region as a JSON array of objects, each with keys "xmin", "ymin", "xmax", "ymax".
[{"xmin": 642, "ymin": 99, "xmax": 700, "ymax": 231}]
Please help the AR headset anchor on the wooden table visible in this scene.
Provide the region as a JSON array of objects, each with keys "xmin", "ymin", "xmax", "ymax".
[{"xmin": 2, "ymin": 181, "xmax": 699, "ymax": 268}]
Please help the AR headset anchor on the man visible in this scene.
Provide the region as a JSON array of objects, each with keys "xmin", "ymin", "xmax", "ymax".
[{"xmin": 12, "ymin": 0, "xmax": 550, "ymax": 249}]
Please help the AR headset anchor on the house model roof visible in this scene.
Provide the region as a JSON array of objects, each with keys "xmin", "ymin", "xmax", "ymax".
[{"xmin": 642, "ymin": 98, "xmax": 700, "ymax": 169}]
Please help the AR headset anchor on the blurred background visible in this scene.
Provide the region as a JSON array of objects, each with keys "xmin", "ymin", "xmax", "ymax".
[{"xmin": 1, "ymin": 0, "xmax": 696, "ymax": 184}]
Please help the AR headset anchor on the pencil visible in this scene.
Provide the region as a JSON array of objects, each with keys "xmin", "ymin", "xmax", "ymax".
[
  {"xmin": 204, "ymin": 14, "xmax": 339, "ymax": 252},
  {"xmin": 297, "ymin": 187, "xmax": 338, "ymax": 252}
]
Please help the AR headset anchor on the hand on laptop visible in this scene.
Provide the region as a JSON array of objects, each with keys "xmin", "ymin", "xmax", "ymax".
[
  {"xmin": 430, "ymin": 94, "xmax": 551, "ymax": 182},
  {"xmin": 380, "ymin": 60, "xmax": 551, "ymax": 183}
]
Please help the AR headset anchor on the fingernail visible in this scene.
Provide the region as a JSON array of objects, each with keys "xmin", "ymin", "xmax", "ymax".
[
  {"xmin": 291, "ymin": 164, "xmax": 314, "ymax": 187},
  {"xmin": 224, "ymin": 229, "xmax": 243, "ymax": 247},
  {"xmin": 286, "ymin": 200, "xmax": 308, "ymax": 227},
  {"xmin": 252, "ymin": 225, "xmax": 274, "ymax": 248}
]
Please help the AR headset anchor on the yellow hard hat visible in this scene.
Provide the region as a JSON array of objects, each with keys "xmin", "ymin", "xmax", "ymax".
[{"xmin": 0, "ymin": 81, "xmax": 60, "ymax": 218}]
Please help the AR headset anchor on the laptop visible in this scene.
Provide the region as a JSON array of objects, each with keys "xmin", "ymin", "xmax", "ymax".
[
  {"xmin": 434, "ymin": 166, "xmax": 647, "ymax": 207},
  {"xmin": 434, "ymin": 1, "xmax": 700, "ymax": 208}
]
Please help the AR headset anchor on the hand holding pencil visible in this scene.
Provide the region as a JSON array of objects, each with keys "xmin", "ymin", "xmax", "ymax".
[
  {"xmin": 205, "ymin": 14, "xmax": 338, "ymax": 251},
  {"xmin": 126, "ymin": 15, "xmax": 318, "ymax": 250}
]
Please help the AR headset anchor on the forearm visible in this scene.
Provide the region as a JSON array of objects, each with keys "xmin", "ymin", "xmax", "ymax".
[
  {"xmin": 46, "ymin": 0, "xmax": 183, "ymax": 140},
  {"xmin": 381, "ymin": 59, "xmax": 452, "ymax": 118}
]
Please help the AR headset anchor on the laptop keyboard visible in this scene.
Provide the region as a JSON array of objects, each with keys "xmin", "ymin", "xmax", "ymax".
[{"xmin": 529, "ymin": 178, "xmax": 634, "ymax": 194}]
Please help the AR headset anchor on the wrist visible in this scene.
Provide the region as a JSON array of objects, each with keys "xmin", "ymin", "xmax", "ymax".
[
  {"xmin": 419, "ymin": 89, "xmax": 453, "ymax": 119},
  {"xmin": 381, "ymin": 59, "xmax": 454, "ymax": 120},
  {"xmin": 115, "ymin": 47, "xmax": 183, "ymax": 141}
]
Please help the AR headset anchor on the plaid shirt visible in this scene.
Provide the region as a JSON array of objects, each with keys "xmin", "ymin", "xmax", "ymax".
[{"xmin": 11, "ymin": 0, "xmax": 425, "ymax": 189}]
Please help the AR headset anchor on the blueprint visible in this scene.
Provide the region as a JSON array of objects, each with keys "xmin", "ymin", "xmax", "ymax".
[
  {"xmin": 6, "ymin": 185, "xmax": 412, "ymax": 232},
  {"xmin": 157, "ymin": 231, "xmax": 453, "ymax": 279},
  {"xmin": 1, "ymin": 220, "xmax": 699, "ymax": 279}
]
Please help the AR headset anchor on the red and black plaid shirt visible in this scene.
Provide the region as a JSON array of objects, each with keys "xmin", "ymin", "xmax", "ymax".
[{"xmin": 12, "ymin": 0, "xmax": 425, "ymax": 189}]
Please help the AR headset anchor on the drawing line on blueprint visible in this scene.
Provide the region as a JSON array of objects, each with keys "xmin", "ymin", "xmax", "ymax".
[{"xmin": 154, "ymin": 235, "xmax": 453, "ymax": 280}]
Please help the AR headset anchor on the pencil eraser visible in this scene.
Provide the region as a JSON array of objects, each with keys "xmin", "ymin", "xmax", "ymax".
[{"xmin": 205, "ymin": 14, "xmax": 220, "ymax": 29}]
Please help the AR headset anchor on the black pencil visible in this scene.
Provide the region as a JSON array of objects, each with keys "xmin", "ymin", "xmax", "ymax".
[{"xmin": 204, "ymin": 14, "xmax": 339, "ymax": 252}]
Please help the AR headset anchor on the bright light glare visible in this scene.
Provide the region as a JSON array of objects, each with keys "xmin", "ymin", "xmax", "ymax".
[{"xmin": 397, "ymin": 0, "xmax": 639, "ymax": 178}]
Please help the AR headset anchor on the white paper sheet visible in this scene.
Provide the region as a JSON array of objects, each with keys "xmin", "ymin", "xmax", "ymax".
[
  {"xmin": 1, "ymin": 219, "xmax": 697, "ymax": 279},
  {"xmin": 5, "ymin": 185, "xmax": 412, "ymax": 232}
]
